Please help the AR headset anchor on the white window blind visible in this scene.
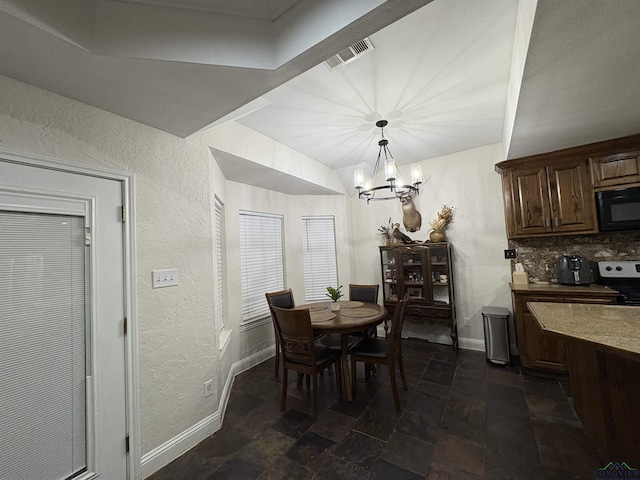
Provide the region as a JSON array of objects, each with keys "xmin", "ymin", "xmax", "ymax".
[
  {"xmin": 0, "ymin": 212, "xmax": 87, "ymax": 480},
  {"xmin": 239, "ymin": 211, "xmax": 284, "ymax": 323},
  {"xmin": 214, "ymin": 198, "xmax": 225, "ymax": 332},
  {"xmin": 302, "ymin": 216, "xmax": 338, "ymax": 302}
]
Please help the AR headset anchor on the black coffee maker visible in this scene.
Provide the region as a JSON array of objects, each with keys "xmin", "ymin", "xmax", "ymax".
[{"xmin": 557, "ymin": 255, "xmax": 592, "ymax": 285}]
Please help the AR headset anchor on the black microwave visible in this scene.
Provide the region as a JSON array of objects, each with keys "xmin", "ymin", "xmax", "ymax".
[{"xmin": 596, "ymin": 186, "xmax": 640, "ymax": 232}]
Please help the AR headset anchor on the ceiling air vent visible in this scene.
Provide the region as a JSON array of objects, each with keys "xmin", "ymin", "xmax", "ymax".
[{"xmin": 324, "ymin": 38, "xmax": 374, "ymax": 70}]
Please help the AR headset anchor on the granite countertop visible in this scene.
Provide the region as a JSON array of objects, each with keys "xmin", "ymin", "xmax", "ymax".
[
  {"xmin": 510, "ymin": 282, "xmax": 619, "ymax": 295},
  {"xmin": 528, "ymin": 302, "xmax": 640, "ymax": 360}
]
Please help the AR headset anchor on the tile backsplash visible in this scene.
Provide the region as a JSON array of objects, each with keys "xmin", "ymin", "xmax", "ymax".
[{"xmin": 509, "ymin": 232, "xmax": 640, "ymax": 283}]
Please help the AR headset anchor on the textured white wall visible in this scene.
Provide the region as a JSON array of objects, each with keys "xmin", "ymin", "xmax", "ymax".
[
  {"xmin": 220, "ymin": 180, "xmax": 352, "ymax": 361},
  {"xmin": 205, "ymin": 121, "xmax": 346, "ymax": 194},
  {"xmin": 502, "ymin": 0, "xmax": 538, "ymax": 158},
  {"xmin": 200, "ymin": 122, "xmax": 352, "ymax": 361},
  {"xmin": 0, "ymin": 74, "xmax": 220, "ymax": 455},
  {"xmin": 0, "ymin": 73, "xmax": 355, "ymax": 460},
  {"xmin": 348, "ymin": 143, "xmax": 512, "ymax": 348},
  {"xmin": 0, "ymin": 71, "xmax": 514, "ymax": 470}
]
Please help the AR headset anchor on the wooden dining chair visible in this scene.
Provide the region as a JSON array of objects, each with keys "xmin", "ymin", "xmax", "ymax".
[
  {"xmin": 266, "ymin": 289, "xmax": 295, "ymax": 377},
  {"xmin": 349, "ymin": 284, "xmax": 379, "ymax": 304},
  {"xmin": 270, "ymin": 305, "xmax": 342, "ymax": 419},
  {"xmin": 348, "ymin": 293, "xmax": 410, "ymax": 409},
  {"xmin": 349, "ymin": 283, "xmax": 380, "ymax": 338}
]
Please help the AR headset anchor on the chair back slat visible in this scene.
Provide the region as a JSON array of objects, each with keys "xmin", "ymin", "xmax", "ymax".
[
  {"xmin": 349, "ymin": 284, "xmax": 379, "ymax": 304},
  {"xmin": 280, "ymin": 336, "xmax": 313, "ymax": 363},
  {"xmin": 271, "ymin": 306, "xmax": 315, "ymax": 364},
  {"xmin": 387, "ymin": 294, "xmax": 409, "ymax": 357}
]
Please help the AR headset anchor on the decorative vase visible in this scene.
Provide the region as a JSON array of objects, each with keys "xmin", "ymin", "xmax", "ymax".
[
  {"xmin": 331, "ymin": 302, "xmax": 340, "ymax": 311},
  {"xmin": 429, "ymin": 230, "xmax": 446, "ymax": 242}
]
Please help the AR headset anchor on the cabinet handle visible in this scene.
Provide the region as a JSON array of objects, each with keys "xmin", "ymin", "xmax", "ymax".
[
  {"xmin": 553, "ymin": 217, "xmax": 559, "ymax": 227},
  {"xmin": 545, "ymin": 218, "xmax": 551, "ymax": 227}
]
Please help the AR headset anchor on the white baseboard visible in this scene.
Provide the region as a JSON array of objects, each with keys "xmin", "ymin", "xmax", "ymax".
[
  {"xmin": 218, "ymin": 345, "xmax": 275, "ymax": 423},
  {"xmin": 233, "ymin": 344, "xmax": 276, "ymax": 377},
  {"xmin": 140, "ymin": 345, "xmax": 276, "ymax": 479},
  {"xmin": 457, "ymin": 337, "xmax": 486, "ymax": 352},
  {"xmin": 139, "ymin": 412, "xmax": 221, "ymax": 479}
]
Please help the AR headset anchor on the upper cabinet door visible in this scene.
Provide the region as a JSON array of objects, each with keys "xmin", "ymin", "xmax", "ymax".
[
  {"xmin": 507, "ymin": 166, "xmax": 552, "ymax": 237},
  {"xmin": 590, "ymin": 150, "xmax": 640, "ymax": 188},
  {"xmin": 547, "ymin": 159, "xmax": 597, "ymax": 234},
  {"xmin": 497, "ymin": 133, "xmax": 640, "ymax": 239}
]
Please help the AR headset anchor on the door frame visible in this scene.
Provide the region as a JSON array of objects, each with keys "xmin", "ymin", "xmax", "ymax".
[{"xmin": 0, "ymin": 146, "xmax": 140, "ymax": 480}]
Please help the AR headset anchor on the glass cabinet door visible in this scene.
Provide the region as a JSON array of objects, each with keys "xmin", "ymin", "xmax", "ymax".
[
  {"xmin": 400, "ymin": 250, "xmax": 424, "ymax": 301},
  {"xmin": 428, "ymin": 245, "xmax": 450, "ymax": 305},
  {"xmin": 381, "ymin": 248, "xmax": 398, "ymax": 301},
  {"xmin": 379, "ymin": 243, "xmax": 457, "ymax": 352}
]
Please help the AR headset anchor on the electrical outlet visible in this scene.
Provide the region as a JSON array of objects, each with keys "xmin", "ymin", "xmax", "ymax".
[
  {"xmin": 463, "ymin": 316, "xmax": 471, "ymax": 327},
  {"xmin": 152, "ymin": 269, "xmax": 178, "ymax": 288},
  {"xmin": 204, "ymin": 380, "xmax": 213, "ymax": 397},
  {"xmin": 504, "ymin": 249, "xmax": 517, "ymax": 259}
]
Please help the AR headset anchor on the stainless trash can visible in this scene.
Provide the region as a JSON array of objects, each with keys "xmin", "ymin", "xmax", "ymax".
[{"xmin": 481, "ymin": 306, "xmax": 510, "ymax": 365}]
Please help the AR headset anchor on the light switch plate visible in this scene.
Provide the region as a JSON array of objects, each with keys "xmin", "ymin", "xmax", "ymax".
[{"xmin": 152, "ymin": 269, "xmax": 178, "ymax": 288}]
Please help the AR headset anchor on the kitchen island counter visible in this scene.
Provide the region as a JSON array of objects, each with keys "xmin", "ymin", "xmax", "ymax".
[
  {"xmin": 528, "ymin": 302, "xmax": 640, "ymax": 361},
  {"xmin": 511, "ymin": 282, "xmax": 619, "ymax": 295},
  {"xmin": 528, "ymin": 302, "xmax": 640, "ymax": 465}
]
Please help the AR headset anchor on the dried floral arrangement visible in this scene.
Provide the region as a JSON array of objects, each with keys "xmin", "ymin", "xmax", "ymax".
[
  {"xmin": 378, "ymin": 217, "xmax": 393, "ymax": 244},
  {"xmin": 429, "ymin": 205, "xmax": 454, "ymax": 234}
]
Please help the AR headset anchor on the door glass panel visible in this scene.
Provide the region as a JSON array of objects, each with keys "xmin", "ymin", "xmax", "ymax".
[
  {"xmin": 381, "ymin": 249, "xmax": 398, "ymax": 301},
  {"xmin": 0, "ymin": 212, "xmax": 87, "ymax": 480},
  {"xmin": 401, "ymin": 251, "xmax": 423, "ymax": 300},
  {"xmin": 429, "ymin": 247, "xmax": 450, "ymax": 305}
]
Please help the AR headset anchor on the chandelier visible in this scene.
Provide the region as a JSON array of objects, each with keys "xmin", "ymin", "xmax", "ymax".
[{"xmin": 353, "ymin": 120, "xmax": 422, "ymax": 203}]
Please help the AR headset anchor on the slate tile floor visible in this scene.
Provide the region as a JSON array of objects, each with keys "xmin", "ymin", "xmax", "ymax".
[{"xmin": 148, "ymin": 340, "xmax": 603, "ymax": 480}]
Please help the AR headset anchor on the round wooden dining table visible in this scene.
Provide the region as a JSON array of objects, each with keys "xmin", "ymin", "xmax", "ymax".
[{"xmin": 295, "ymin": 301, "xmax": 387, "ymax": 402}]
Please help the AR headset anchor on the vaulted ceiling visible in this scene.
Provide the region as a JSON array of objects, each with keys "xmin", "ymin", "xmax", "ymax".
[{"xmin": 1, "ymin": 0, "xmax": 640, "ymax": 194}]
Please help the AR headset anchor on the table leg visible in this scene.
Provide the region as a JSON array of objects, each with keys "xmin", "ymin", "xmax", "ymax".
[{"xmin": 341, "ymin": 334, "xmax": 353, "ymax": 401}]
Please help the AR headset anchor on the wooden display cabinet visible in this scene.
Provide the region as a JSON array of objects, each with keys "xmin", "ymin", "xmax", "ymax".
[{"xmin": 380, "ymin": 243, "xmax": 457, "ymax": 351}]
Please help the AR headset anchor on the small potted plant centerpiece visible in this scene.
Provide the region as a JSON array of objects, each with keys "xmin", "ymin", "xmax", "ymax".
[{"xmin": 326, "ymin": 285, "xmax": 343, "ymax": 311}]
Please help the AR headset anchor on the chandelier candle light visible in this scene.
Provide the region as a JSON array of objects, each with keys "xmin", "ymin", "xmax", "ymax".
[{"xmin": 354, "ymin": 120, "xmax": 422, "ymax": 202}]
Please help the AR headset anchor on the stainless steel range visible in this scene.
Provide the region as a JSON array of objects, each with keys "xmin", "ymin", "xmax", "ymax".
[{"xmin": 598, "ymin": 261, "xmax": 640, "ymax": 306}]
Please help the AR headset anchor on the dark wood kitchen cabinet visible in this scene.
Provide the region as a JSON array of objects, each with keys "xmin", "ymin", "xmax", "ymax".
[
  {"xmin": 590, "ymin": 149, "xmax": 640, "ymax": 188},
  {"xmin": 498, "ymin": 158, "xmax": 597, "ymax": 239},
  {"xmin": 496, "ymin": 133, "xmax": 640, "ymax": 239},
  {"xmin": 380, "ymin": 243, "xmax": 457, "ymax": 351},
  {"xmin": 511, "ymin": 284, "xmax": 620, "ymax": 373}
]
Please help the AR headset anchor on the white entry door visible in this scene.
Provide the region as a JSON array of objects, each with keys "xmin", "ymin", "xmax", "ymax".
[{"xmin": 0, "ymin": 160, "xmax": 128, "ymax": 480}]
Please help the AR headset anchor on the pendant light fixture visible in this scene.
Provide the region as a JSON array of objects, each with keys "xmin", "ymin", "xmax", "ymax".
[{"xmin": 353, "ymin": 120, "xmax": 422, "ymax": 203}]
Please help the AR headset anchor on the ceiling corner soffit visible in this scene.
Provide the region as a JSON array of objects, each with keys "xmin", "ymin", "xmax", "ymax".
[{"xmin": 0, "ymin": 0, "xmax": 406, "ymax": 71}]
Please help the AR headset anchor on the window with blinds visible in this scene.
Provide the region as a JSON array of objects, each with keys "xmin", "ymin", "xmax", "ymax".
[
  {"xmin": 214, "ymin": 197, "xmax": 225, "ymax": 332},
  {"xmin": 239, "ymin": 211, "xmax": 284, "ymax": 324},
  {"xmin": 302, "ymin": 216, "xmax": 338, "ymax": 302}
]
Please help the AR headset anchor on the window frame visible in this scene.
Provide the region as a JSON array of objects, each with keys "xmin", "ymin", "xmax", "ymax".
[{"xmin": 214, "ymin": 197, "xmax": 232, "ymax": 354}]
